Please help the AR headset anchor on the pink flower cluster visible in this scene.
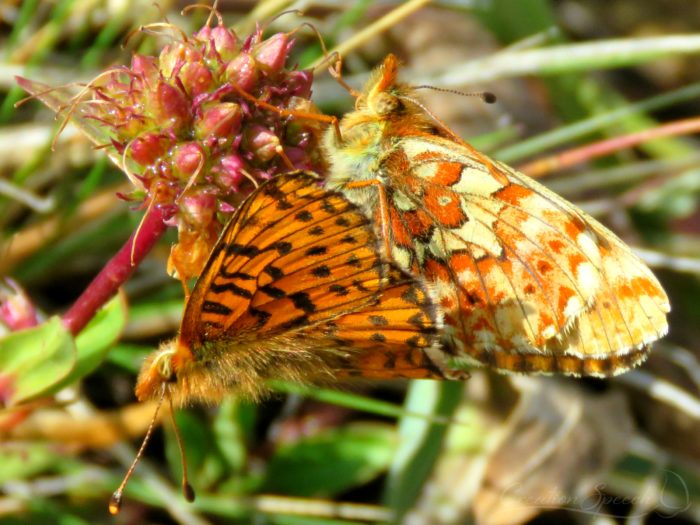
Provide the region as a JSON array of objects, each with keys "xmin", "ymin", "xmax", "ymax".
[{"xmin": 83, "ymin": 22, "xmax": 325, "ymax": 279}]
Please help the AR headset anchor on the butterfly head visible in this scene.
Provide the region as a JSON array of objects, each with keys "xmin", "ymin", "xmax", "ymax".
[
  {"xmin": 358, "ymin": 54, "xmax": 412, "ymax": 118},
  {"xmin": 135, "ymin": 340, "xmax": 178, "ymax": 402}
]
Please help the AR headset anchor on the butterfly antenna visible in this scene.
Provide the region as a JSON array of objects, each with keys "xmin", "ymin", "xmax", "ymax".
[
  {"xmin": 167, "ymin": 396, "xmax": 196, "ymax": 502},
  {"xmin": 399, "ymin": 94, "xmax": 466, "ymax": 144},
  {"xmin": 413, "ymin": 85, "xmax": 497, "ymax": 104},
  {"xmin": 109, "ymin": 386, "xmax": 167, "ymax": 515}
]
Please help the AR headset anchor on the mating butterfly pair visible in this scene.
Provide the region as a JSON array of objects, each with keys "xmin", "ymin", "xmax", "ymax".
[{"xmin": 136, "ymin": 54, "xmax": 670, "ymax": 407}]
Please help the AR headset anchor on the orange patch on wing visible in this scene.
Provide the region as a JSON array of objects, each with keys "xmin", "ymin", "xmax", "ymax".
[
  {"xmin": 564, "ymin": 216, "xmax": 587, "ymax": 239},
  {"xmin": 402, "ymin": 208, "xmax": 433, "ymax": 240},
  {"xmin": 423, "ymin": 186, "xmax": 466, "ymax": 228},
  {"xmin": 548, "ymin": 239, "xmax": 566, "ymax": 253},
  {"xmin": 432, "ymin": 162, "xmax": 463, "ymax": 186},
  {"xmin": 389, "ymin": 207, "xmax": 413, "ymax": 247},
  {"xmin": 494, "ymin": 183, "xmax": 532, "ymax": 206}
]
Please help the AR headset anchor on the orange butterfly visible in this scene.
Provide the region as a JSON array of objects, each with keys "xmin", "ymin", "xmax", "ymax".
[
  {"xmin": 135, "ymin": 171, "xmax": 445, "ymax": 408},
  {"xmin": 110, "ymin": 171, "xmax": 445, "ymax": 513},
  {"xmin": 323, "ymin": 54, "xmax": 670, "ymax": 377}
]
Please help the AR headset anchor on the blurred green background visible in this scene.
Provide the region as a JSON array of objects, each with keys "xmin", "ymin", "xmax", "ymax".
[{"xmin": 1, "ymin": 0, "xmax": 699, "ymax": 524}]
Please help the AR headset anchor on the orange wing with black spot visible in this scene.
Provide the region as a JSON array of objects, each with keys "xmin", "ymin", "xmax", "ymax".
[{"xmin": 173, "ymin": 171, "xmax": 444, "ymax": 382}]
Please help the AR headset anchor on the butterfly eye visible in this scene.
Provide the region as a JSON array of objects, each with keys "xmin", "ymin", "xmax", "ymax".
[
  {"xmin": 374, "ymin": 92, "xmax": 402, "ymax": 116},
  {"xmin": 156, "ymin": 353, "xmax": 176, "ymax": 383}
]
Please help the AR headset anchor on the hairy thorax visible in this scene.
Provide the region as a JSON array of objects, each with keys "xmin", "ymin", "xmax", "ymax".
[
  {"xmin": 323, "ymin": 114, "xmax": 386, "ymax": 189},
  {"xmin": 136, "ymin": 335, "xmax": 342, "ymax": 406}
]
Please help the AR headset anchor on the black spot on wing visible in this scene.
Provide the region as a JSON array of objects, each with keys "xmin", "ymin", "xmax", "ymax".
[
  {"xmin": 406, "ymin": 335, "xmax": 429, "ymax": 349},
  {"xmin": 329, "ymin": 284, "xmax": 349, "ymax": 296},
  {"xmin": 274, "ymin": 241, "xmax": 292, "ymax": 255},
  {"xmin": 346, "ymin": 254, "xmax": 362, "ymax": 268},
  {"xmin": 208, "ymin": 281, "xmax": 253, "ymax": 298},
  {"xmin": 335, "ymin": 217, "xmax": 351, "ymax": 227},
  {"xmin": 220, "ymin": 271, "xmax": 255, "ymax": 280},
  {"xmin": 281, "ymin": 314, "xmax": 310, "ymax": 330},
  {"xmin": 401, "ymin": 285, "xmax": 420, "ymax": 304},
  {"xmin": 259, "ymin": 284, "xmax": 286, "ymax": 299},
  {"xmin": 263, "ymin": 264, "xmax": 284, "ymax": 279},
  {"xmin": 295, "ymin": 210, "xmax": 313, "ymax": 222},
  {"xmin": 250, "ymin": 307, "xmax": 272, "ymax": 326},
  {"xmin": 276, "ymin": 199, "xmax": 294, "ymax": 210},
  {"xmin": 202, "ymin": 301, "xmax": 232, "ymax": 315},
  {"xmin": 352, "ymin": 279, "xmax": 371, "ymax": 292},
  {"xmin": 289, "ymin": 292, "xmax": 316, "ymax": 313},
  {"xmin": 306, "ymin": 245, "xmax": 327, "ymax": 256},
  {"xmin": 369, "ymin": 315, "xmax": 388, "ymax": 326},
  {"xmin": 370, "ymin": 333, "xmax": 387, "ymax": 343},
  {"xmin": 321, "ymin": 199, "xmax": 338, "ymax": 214},
  {"xmin": 308, "ymin": 226, "xmax": 324, "ymax": 236},
  {"xmin": 408, "ymin": 312, "xmax": 430, "ymax": 329},
  {"xmin": 311, "ymin": 265, "xmax": 331, "ymax": 277},
  {"xmin": 226, "ymin": 243, "xmax": 260, "ymax": 257},
  {"xmin": 340, "ymin": 234, "xmax": 357, "ymax": 244}
]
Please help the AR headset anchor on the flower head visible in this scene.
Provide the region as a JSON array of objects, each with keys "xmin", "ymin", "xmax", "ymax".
[{"xmin": 75, "ymin": 20, "xmax": 325, "ymax": 280}]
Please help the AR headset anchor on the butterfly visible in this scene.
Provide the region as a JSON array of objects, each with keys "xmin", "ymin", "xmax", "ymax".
[
  {"xmin": 108, "ymin": 171, "xmax": 446, "ymax": 514},
  {"xmin": 322, "ymin": 54, "xmax": 670, "ymax": 377},
  {"xmin": 135, "ymin": 171, "xmax": 446, "ymax": 408}
]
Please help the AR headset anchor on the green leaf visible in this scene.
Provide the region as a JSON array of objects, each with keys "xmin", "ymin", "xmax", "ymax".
[
  {"xmin": 57, "ymin": 294, "xmax": 127, "ymax": 389},
  {"xmin": 0, "ymin": 296, "xmax": 125, "ymax": 407},
  {"xmin": 0, "ymin": 443, "xmax": 65, "ymax": 484},
  {"xmin": 382, "ymin": 381, "xmax": 463, "ymax": 521},
  {"xmin": 263, "ymin": 423, "xmax": 396, "ymax": 497},
  {"xmin": 213, "ymin": 397, "xmax": 255, "ymax": 472},
  {"xmin": 0, "ymin": 316, "xmax": 75, "ymax": 406}
]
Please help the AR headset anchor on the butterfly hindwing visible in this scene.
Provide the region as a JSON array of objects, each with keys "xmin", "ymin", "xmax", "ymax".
[
  {"xmin": 395, "ymin": 140, "xmax": 669, "ymax": 373},
  {"xmin": 324, "ymin": 54, "xmax": 670, "ymax": 376}
]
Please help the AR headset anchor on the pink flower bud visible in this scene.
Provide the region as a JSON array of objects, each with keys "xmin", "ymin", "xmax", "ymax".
[
  {"xmin": 180, "ymin": 189, "xmax": 217, "ymax": 226},
  {"xmin": 172, "ymin": 142, "xmax": 205, "ymax": 179},
  {"xmin": 158, "ymin": 43, "xmax": 178, "ymax": 79},
  {"xmin": 253, "ymin": 33, "xmax": 289, "ymax": 72},
  {"xmin": 284, "ymin": 146, "xmax": 312, "ymax": 169},
  {"xmin": 153, "ymin": 81, "xmax": 190, "ymax": 131},
  {"xmin": 287, "ymin": 70, "xmax": 313, "ymax": 98},
  {"xmin": 195, "ymin": 102, "xmax": 242, "ymax": 140},
  {"xmin": 179, "ymin": 62, "xmax": 214, "ymax": 98},
  {"xmin": 130, "ymin": 133, "xmax": 170, "ymax": 166},
  {"xmin": 245, "ymin": 125, "xmax": 280, "ymax": 163},
  {"xmin": 130, "ymin": 54, "xmax": 158, "ymax": 85},
  {"xmin": 193, "ymin": 26, "xmax": 212, "ymax": 42},
  {"xmin": 210, "ymin": 26, "xmax": 239, "ymax": 61},
  {"xmin": 0, "ymin": 279, "xmax": 39, "ymax": 331},
  {"xmin": 225, "ymin": 52, "xmax": 258, "ymax": 92},
  {"xmin": 213, "ymin": 154, "xmax": 247, "ymax": 191}
]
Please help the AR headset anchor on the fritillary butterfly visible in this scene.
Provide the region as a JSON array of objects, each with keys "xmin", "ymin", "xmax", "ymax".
[
  {"xmin": 323, "ymin": 54, "xmax": 670, "ymax": 377},
  {"xmin": 135, "ymin": 171, "xmax": 445, "ymax": 407}
]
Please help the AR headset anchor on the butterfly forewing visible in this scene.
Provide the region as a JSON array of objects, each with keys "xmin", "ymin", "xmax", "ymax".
[
  {"xmin": 138, "ymin": 171, "xmax": 445, "ymax": 405},
  {"xmin": 321, "ymin": 267, "xmax": 448, "ymax": 379},
  {"xmin": 181, "ymin": 173, "xmax": 389, "ymax": 346}
]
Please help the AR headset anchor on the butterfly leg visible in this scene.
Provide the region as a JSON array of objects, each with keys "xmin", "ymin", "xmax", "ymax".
[
  {"xmin": 168, "ymin": 257, "xmax": 191, "ymax": 300},
  {"xmin": 227, "ymin": 83, "xmax": 342, "ymax": 139},
  {"xmin": 343, "ymin": 179, "xmax": 392, "ymax": 261}
]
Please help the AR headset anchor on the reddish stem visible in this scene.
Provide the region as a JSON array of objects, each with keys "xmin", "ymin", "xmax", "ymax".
[
  {"xmin": 520, "ymin": 116, "xmax": 700, "ymax": 178},
  {"xmin": 62, "ymin": 203, "xmax": 172, "ymax": 336}
]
